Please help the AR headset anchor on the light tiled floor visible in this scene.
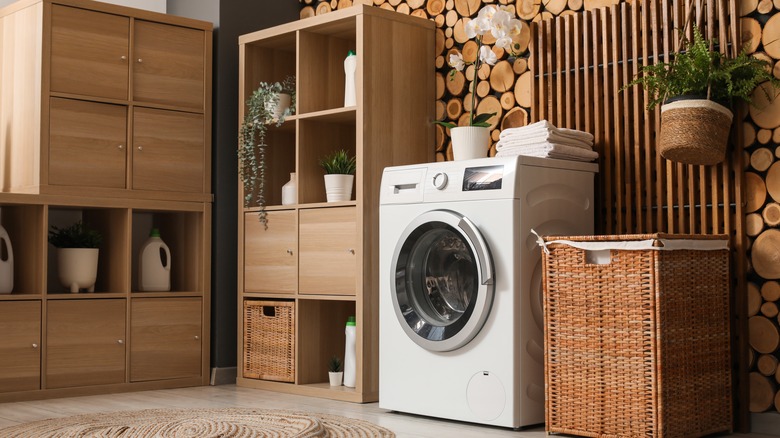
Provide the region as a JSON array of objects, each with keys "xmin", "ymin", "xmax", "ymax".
[{"xmin": 0, "ymin": 385, "xmax": 773, "ymax": 437}]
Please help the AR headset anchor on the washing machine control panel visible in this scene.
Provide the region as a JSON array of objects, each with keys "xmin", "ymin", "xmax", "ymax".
[{"xmin": 431, "ymin": 172, "xmax": 448, "ymax": 190}]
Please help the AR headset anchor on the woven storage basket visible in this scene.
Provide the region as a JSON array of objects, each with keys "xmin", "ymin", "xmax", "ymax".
[
  {"xmin": 659, "ymin": 99, "xmax": 733, "ymax": 166},
  {"xmin": 540, "ymin": 234, "xmax": 732, "ymax": 438},
  {"xmin": 243, "ymin": 300, "xmax": 295, "ymax": 382}
]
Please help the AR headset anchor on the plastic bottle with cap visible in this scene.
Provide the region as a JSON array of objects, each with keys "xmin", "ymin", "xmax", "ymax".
[
  {"xmin": 343, "ymin": 316, "xmax": 357, "ymax": 387},
  {"xmin": 138, "ymin": 228, "xmax": 171, "ymax": 292},
  {"xmin": 344, "ymin": 50, "xmax": 357, "ymax": 107}
]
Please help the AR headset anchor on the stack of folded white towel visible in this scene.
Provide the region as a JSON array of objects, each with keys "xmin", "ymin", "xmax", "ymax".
[{"xmin": 495, "ymin": 120, "xmax": 598, "ymax": 162}]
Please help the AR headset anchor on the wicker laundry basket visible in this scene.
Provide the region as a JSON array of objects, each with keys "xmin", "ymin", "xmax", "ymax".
[
  {"xmin": 540, "ymin": 234, "xmax": 732, "ymax": 437},
  {"xmin": 243, "ymin": 300, "xmax": 295, "ymax": 382}
]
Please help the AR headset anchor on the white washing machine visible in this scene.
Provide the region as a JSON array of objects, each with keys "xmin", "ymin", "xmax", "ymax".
[{"xmin": 378, "ymin": 155, "xmax": 597, "ymax": 428}]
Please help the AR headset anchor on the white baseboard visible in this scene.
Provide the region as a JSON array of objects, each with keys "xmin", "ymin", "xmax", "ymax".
[{"xmin": 209, "ymin": 367, "xmax": 237, "ymax": 386}]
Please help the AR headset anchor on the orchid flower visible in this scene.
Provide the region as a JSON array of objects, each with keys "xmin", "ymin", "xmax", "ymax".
[{"xmin": 437, "ymin": 5, "xmax": 524, "ymax": 128}]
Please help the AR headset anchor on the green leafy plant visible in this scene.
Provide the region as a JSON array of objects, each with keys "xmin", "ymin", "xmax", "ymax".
[
  {"xmin": 434, "ymin": 5, "xmax": 524, "ymax": 129},
  {"xmin": 625, "ymin": 28, "xmax": 777, "ymax": 110},
  {"xmin": 238, "ymin": 75, "xmax": 296, "ymax": 228},
  {"xmin": 328, "ymin": 355, "xmax": 343, "ymax": 373},
  {"xmin": 48, "ymin": 221, "xmax": 102, "ymax": 248},
  {"xmin": 319, "ymin": 149, "xmax": 356, "ymax": 175}
]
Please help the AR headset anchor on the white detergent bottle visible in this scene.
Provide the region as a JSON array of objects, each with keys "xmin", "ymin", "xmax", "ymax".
[
  {"xmin": 0, "ymin": 221, "xmax": 13, "ymax": 294},
  {"xmin": 344, "ymin": 50, "xmax": 357, "ymax": 107},
  {"xmin": 138, "ymin": 228, "xmax": 171, "ymax": 291},
  {"xmin": 343, "ymin": 316, "xmax": 357, "ymax": 387}
]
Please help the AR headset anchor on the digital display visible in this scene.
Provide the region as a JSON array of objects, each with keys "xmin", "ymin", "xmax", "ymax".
[{"xmin": 462, "ymin": 165, "xmax": 504, "ymax": 191}]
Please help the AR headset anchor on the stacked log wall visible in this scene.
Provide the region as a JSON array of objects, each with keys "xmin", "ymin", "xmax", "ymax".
[{"xmin": 299, "ymin": 0, "xmax": 780, "ymax": 423}]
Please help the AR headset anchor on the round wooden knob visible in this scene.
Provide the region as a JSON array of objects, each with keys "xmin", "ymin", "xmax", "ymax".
[
  {"xmin": 194, "ymin": 335, "xmax": 200, "ymax": 340},
  {"xmin": 137, "ymin": 146, "xmax": 143, "ymax": 151},
  {"xmin": 137, "ymin": 58, "xmax": 143, "ymax": 63},
  {"xmin": 121, "ymin": 55, "xmax": 127, "ymax": 60},
  {"xmin": 32, "ymin": 343, "xmax": 38, "ymax": 349},
  {"xmin": 117, "ymin": 339, "xmax": 124, "ymax": 345}
]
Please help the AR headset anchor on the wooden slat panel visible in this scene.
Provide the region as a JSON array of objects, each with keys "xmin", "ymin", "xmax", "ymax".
[{"xmin": 529, "ymin": 0, "xmax": 746, "ymax": 426}]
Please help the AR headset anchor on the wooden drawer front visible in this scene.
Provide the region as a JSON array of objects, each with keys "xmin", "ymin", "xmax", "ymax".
[
  {"xmin": 0, "ymin": 301, "xmax": 41, "ymax": 393},
  {"xmin": 49, "ymin": 98, "xmax": 127, "ymax": 189},
  {"xmin": 244, "ymin": 210, "xmax": 297, "ymax": 293},
  {"xmin": 299, "ymin": 207, "xmax": 357, "ymax": 295},
  {"xmin": 50, "ymin": 5, "xmax": 130, "ymax": 100},
  {"xmin": 130, "ymin": 297, "xmax": 201, "ymax": 382},
  {"xmin": 132, "ymin": 108, "xmax": 204, "ymax": 193},
  {"xmin": 133, "ymin": 20, "xmax": 205, "ymax": 111},
  {"xmin": 46, "ymin": 299, "xmax": 126, "ymax": 389}
]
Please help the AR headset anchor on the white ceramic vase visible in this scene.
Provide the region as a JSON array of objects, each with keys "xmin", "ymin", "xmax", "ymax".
[
  {"xmin": 324, "ymin": 174, "xmax": 354, "ymax": 202},
  {"xmin": 281, "ymin": 172, "xmax": 297, "ymax": 205},
  {"xmin": 450, "ymin": 126, "xmax": 490, "ymax": 161},
  {"xmin": 328, "ymin": 371, "xmax": 343, "ymax": 386},
  {"xmin": 58, "ymin": 248, "xmax": 99, "ymax": 293}
]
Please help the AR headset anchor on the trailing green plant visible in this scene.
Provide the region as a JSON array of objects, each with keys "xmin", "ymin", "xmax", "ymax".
[
  {"xmin": 238, "ymin": 75, "xmax": 296, "ymax": 228},
  {"xmin": 328, "ymin": 355, "xmax": 343, "ymax": 373},
  {"xmin": 319, "ymin": 149, "xmax": 356, "ymax": 175},
  {"xmin": 625, "ymin": 27, "xmax": 778, "ymax": 110},
  {"xmin": 48, "ymin": 221, "xmax": 102, "ymax": 248}
]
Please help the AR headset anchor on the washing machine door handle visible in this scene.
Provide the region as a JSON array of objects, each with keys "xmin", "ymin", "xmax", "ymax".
[{"xmin": 457, "ymin": 216, "xmax": 493, "ymax": 285}]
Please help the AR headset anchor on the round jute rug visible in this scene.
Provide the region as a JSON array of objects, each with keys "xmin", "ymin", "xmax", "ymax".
[{"xmin": 0, "ymin": 407, "xmax": 395, "ymax": 437}]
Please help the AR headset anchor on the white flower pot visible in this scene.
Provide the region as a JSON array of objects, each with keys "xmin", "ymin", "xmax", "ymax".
[
  {"xmin": 329, "ymin": 371, "xmax": 343, "ymax": 386},
  {"xmin": 57, "ymin": 248, "xmax": 99, "ymax": 293},
  {"xmin": 450, "ymin": 126, "xmax": 490, "ymax": 161},
  {"xmin": 265, "ymin": 93, "xmax": 292, "ymax": 120},
  {"xmin": 324, "ymin": 174, "xmax": 354, "ymax": 202}
]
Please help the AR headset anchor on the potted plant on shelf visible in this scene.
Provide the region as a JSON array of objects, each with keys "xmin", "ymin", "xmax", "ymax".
[
  {"xmin": 625, "ymin": 24, "xmax": 777, "ymax": 165},
  {"xmin": 238, "ymin": 75, "xmax": 296, "ymax": 228},
  {"xmin": 319, "ymin": 149, "xmax": 356, "ymax": 202},
  {"xmin": 328, "ymin": 355, "xmax": 343, "ymax": 386},
  {"xmin": 49, "ymin": 221, "xmax": 102, "ymax": 293},
  {"xmin": 435, "ymin": 5, "xmax": 523, "ymax": 160}
]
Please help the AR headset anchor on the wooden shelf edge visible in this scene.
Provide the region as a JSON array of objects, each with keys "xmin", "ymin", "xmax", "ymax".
[
  {"xmin": 130, "ymin": 291, "xmax": 203, "ymax": 298},
  {"xmin": 244, "ymin": 200, "xmax": 357, "ymax": 213},
  {"xmin": 236, "ymin": 377, "xmax": 370, "ymax": 403},
  {"xmin": 45, "ymin": 292, "xmax": 127, "ymax": 299},
  {"xmin": 0, "ymin": 294, "xmax": 43, "ymax": 300},
  {"xmin": 0, "ymin": 377, "xmax": 206, "ymax": 403}
]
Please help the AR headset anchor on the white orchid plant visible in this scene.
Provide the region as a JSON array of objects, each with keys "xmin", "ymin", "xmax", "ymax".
[{"xmin": 435, "ymin": 5, "xmax": 523, "ymax": 129}]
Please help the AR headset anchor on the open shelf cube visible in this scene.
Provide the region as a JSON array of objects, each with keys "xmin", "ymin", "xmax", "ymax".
[
  {"xmin": 131, "ymin": 210, "xmax": 204, "ymax": 293},
  {"xmin": 0, "ymin": 203, "xmax": 45, "ymax": 296},
  {"xmin": 46, "ymin": 207, "xmax": 129, "ymax": 295}
]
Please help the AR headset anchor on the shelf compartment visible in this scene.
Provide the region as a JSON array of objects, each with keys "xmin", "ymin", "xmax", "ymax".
[
  {"xmin": 131, "ymin": 210, "xmax": 204, "ymax": 293},
  {"xmin": 46, "ymin": 207, "xmax": 129, "ymax": 295},
  {"xmin": 296, "ymin": 298, "xmax": 355, "ymax": 385},
  {"xmin": 298, "ymin": 119, "xmax": 356, "ymax": 205},
  {"xmin": 242, "ymin": 128, "xmax": 296, "ymax": 209},
  {"xmin": 298, "ymin": 23, "xmax": 356, "ymax": 114},
  {"xmin": 0, "ymin": 203, "xmax": 45, "ymax": 295},
  {"xmin": 241, "ymin": 35, "xmax": 296, "ymax": 111}
]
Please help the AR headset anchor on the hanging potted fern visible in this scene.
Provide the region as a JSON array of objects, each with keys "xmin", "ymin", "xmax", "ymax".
[
  {"xmin": 238, "ymin": 76, "xmax": 295, "ymax": 227},
  {"xmin": 626, "ymin": 8, "xmax": 776, "ymax": 165}
]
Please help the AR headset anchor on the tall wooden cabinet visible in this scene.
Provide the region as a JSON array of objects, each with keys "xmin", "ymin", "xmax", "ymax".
[
  {"xmin": 237, "ymin": 5, "xmax": 434, "ymax": 402},
  {"xmin": 0, "ymin": 0, "xmax": 212, "ymax": 402}
]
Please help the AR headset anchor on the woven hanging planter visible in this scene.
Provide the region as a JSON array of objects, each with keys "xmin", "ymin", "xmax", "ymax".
[{"xmin": 658, "ymin": 98, "xmax": 733, "ymax": 166}]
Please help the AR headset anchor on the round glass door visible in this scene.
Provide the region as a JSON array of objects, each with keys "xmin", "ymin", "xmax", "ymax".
[{"xmin": 390, "ymin": 210, "xmax": 494, "ymax": 352}]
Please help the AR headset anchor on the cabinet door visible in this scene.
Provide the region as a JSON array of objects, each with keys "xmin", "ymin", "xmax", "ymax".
[
  {"xmin": 299, "ymin": 207, "xmax": 357, "ymax": 295},
  {"xmin": 132, "ymin": 108, "xmax": 204, "ymax": 193},
  {"xmin": 49, "ymin": 98, "xmax": 127, "ymax": 188},
  {"xmin": 133, "ymin": 20, "xmax": 205, "ymax": 111},
  {"xmin": 130, "ymin": 297, "xmax": 201, "ymax": 382},
  {"xmin": 0, "ymin": 301, "xmax": 41, "ymax": 393},
  {"xmin": 244, "ymin": 210, "xmax": 297, "ymax": 293},
  {"xmin": 46, "ymin": 299, "xmax": 126, "ymax": 389},
  {"xmin": 50, "ymin": 5, "xmax": 130, "ymax": 100}
]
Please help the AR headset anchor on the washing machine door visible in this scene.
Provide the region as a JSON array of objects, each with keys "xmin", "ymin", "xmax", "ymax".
[{"xmin": 390, "ymin": 209, "xmax": 494, "ymax": 352}]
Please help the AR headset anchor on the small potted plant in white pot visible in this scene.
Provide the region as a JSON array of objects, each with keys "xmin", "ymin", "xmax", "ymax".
[
  {"xmin": 328, "ymin": 355, "xmax": 343, "ymax": 386},
  {"xmin": 319, "ymin": 149, "xmax": 356, "ymax": 202},
  {"xmin": 49, "ymin": 221, "xmax": 102, "ymax": 293}
]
